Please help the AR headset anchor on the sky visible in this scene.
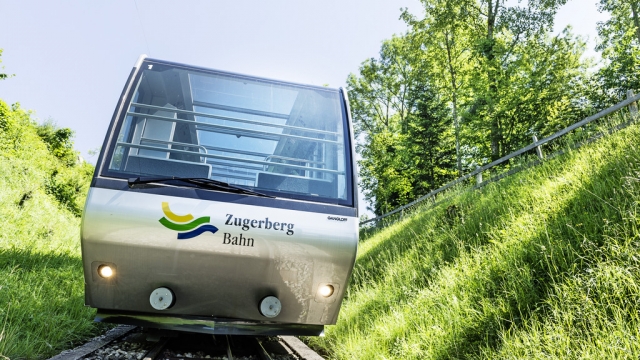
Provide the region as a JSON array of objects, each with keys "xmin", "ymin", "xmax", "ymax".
[{"xmin": 0, "ymin": 0, "xmax": 610, "ymax": 217}]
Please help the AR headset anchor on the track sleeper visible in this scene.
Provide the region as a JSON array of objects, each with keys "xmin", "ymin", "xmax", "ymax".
[{"xmin": 47, "ymin": 325, "xmax": 136, "ymax": 360}]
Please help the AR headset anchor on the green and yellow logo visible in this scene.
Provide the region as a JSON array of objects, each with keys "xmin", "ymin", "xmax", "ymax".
[{"xmin": 159, "ymin": 202, "xmax": 218, "ymax": 240}]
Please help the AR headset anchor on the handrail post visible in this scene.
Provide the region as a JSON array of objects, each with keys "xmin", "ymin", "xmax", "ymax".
[
  {"xmin": 628, "ymin": 90, "xmax": 638, "ymax": 119},
  {"xmin": 476, "ymin": 166, "xmax": 482, "ymax": 185},
  {"xmin": 532, "ymin": 135, "xmax": 544, "ymax": 159}
]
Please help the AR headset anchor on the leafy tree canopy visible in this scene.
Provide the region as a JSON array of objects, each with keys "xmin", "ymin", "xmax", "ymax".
[{"xmin": 350, "ymin": 0, "xmax": 598, "ymax": 215}]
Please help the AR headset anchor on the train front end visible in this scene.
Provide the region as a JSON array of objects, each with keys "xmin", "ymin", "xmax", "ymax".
[{"xmin": 81, "ymin": 56, "xmax": 358, "ymax": 335}]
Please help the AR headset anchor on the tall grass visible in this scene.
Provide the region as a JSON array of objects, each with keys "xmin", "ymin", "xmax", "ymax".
[
  {"xmin": 0, "ymin": 100, "xmax": 103, "ymax": 359},
  {"xmin": 310, "ymin": 121, "xmax": 640, "ymax": 358}
]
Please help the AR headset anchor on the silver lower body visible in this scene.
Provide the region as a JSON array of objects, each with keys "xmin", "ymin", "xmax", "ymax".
[{"xmin": 82, "ymin": 188, "xmax": 358, "ymax": 330}]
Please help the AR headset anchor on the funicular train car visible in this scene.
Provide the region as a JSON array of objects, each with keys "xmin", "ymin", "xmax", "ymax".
[{"xmin": 81, "ymin": 56, "xmax": 358, "ymax": 335}]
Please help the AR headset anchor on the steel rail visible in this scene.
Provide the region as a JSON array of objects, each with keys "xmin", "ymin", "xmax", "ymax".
[
  {"xmin": 143, "ymin": 338, "xmax": 168, "ymax": 360},
  {"xmin": 254, "ymin": 338, "xmax": 274, "ymax": 360},
  {"xmin": 49, "ymin": 328, "xmax": 325, "ymax": 360},
  {"xmin": 225, "ymin": 335, "xmax": 234, "ymax": 360},
  {"xmin": 47, "ymin": 326, "xmax": 136, "ymax": 360}
]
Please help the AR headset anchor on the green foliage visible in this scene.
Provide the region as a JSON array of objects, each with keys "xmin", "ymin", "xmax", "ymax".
[
  {"xmin": 0, "ymin": 98, "xmax": 100, "ymax": 358},
  {"xmin": 36, "ymin": 120, "xmax": 77, "ymax": 166},
  {"xmin": 406, "ymin": 84, "xmax": 458, "ymax": 198},
  {"xmin": 0, "ymin": 101, "xmax": 93, "ymax": 217},
  {"xmin": 354, "ymin": 0, "xmax": 640, "ymax": 215},
  {"xmin": 45, "ymin": 163, "xmax": 94, "ymax": 216},
  {"xmin": 33, "ymin": 120, "xmax": 93, "ymax": 216},
  {"xmin": 347, "ymin": 36, "xmax": 422, "ymax": 138},
  {"xmin": 593, "ymin": 0, "xmax": 640, "ymax": 105},
  {"xmin": 349, "ymin": 38, "xmax": 460, "ymax": 214},
  {"xmin": 451, "ymin": 0, "xmax": 567, "ymax": 161},
  {"xmin": 402, "ymin": 0, "xmax": 479, "ymax": 174},
  {"xmin": 466, "ymin": 29, "xmax": 590, "ymax": 155},
  {"xmin": 309, "ymin": 117, "xmax": 640, "ymax": 359},
  {"xmin": 352, "ymin": 1, "xmax": 591, "ymax": 213}
]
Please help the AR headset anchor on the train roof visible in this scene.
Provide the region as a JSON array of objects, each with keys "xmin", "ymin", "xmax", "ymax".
[{"xmin": 140, "ymin": 56, "xmax": 343, "ymax": 93}]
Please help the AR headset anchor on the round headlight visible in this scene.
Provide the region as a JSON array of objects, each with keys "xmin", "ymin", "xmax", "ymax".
[
  {"xmin": 319, "ymin": 284, "xmax": 334, "ymax": 297},
  {"xmin": 98, "ymin": 265, "xmax": 114, "ymax": 278}
]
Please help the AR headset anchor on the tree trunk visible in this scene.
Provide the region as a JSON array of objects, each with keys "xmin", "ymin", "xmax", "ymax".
[
  {"xmin": 452, "ymin": 93, "xmax": 462, "ymax": 175},
  {"xmin": 445, "ymin": 31, "xmax": 463, "ymax": 175},
  {"xmin": 486, "ymin": 0, "xmax": 502, "ymax": 161}
]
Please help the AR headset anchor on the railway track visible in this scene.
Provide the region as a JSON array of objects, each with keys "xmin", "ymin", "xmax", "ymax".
[{"xmin": 48, "ymin": 326, "xmax": 324, "ymax": 360}]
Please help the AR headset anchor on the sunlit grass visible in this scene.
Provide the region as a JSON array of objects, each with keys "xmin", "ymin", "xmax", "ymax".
[
  {"xmin": 0, "ymin": 100, "xmax": 105, "ymax": 359},
  {"xmin": 309, "ymin": 122, "xmax": 640, "ymax": 358},
  {"xmin": 0, "ymin": 157, "xmax": 105, "ymax": 359}
]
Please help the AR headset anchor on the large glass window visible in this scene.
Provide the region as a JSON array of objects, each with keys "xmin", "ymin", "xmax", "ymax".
[{"xmin": 104, "ymin": 62, "xmax": 351, "ymax": 204}]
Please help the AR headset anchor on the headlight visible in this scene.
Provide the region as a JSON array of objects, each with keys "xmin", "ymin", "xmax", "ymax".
[
  {"xmin": 318, "ymin": 284, "xmax": 334, "ymax": 297},
  {"xmin": 98, "ymin": 265, "xmax": 114, "ymax": 278}
]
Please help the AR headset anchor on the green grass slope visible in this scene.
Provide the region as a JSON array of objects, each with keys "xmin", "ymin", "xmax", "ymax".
[
  {"xmin": 310, "ymin": 121, "xmax": 640, "ymax": 359},
  {"xmin": 0, "ymin": 100, "xmax": 101, "ymax": 359}
]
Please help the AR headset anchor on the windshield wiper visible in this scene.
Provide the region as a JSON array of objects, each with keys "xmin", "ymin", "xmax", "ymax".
[{"xmin": 127, "ymin": 176, "xmax": 275, "ymax": 198}]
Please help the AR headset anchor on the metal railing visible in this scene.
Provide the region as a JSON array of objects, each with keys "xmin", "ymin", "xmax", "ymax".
[
  {"xmin": 117, "ymin": 142, "xmax": 345, "ymax": 175},
  {"xmin": 129, "ymin": 102, "xmax": 340, "ymax": 136},
  {"xmin": 360, "ymin": 90, "xmax": 640, "ymax": 227},
  {"xmin": 126, "ymin": 111, "xmax": 342, "ymax": 145}
]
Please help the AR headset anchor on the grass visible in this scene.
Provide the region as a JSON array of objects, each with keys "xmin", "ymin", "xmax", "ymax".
[
  {"xmin": 309, "ymin": 119, "xmax": 640, "ymax": 358},
  {"xmin": 2, "ymin": 95, "xmax": 639, "ymax": 358},
  {"xmin": 0, "ymin": 100, "xmax": 104, "ymax": 359}
]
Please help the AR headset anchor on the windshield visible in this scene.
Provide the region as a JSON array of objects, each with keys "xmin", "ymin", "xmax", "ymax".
[{"xmin": 103, "ymin": 61, "xmax": 352, "ymax": 204}]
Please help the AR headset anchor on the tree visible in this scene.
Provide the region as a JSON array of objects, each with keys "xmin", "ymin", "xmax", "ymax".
[
  {"xmin": 406, "ymin": 83, "xmax": 457, "ymax": 196},
  {"xmin": 348, "ymin": 35, "xmax": 458, "ymax": 214},
  {"xmin": 348, "ymin": 36, "xmax": 423, "ymax": 139},
  {"xmin": 480, "ymin": 29, "xmax": 589, "ymax": 153},
  {"xmin": 405, "ymin": 0, "xmax": 577, "ymax": 163},
  {"xmin": 348, "ymin": 36, "xmax": 425, "ymax": 214},
  {"xmin": 469, "ymin": 0, "xmax": 569, "ymax": 160},
  {"xmin": 402, "ymin": 0, "xmax": 479, "ymax": 175},
  {"xmin": 350, "ymin": 1, "xmax": 589, "ymax": 214},
  {"xmin": 595, "ymin": 0, "xmax": 640, "ymax": 103}
]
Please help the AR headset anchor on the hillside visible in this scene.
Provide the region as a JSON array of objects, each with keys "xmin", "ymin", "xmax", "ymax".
[
  {"xmin": 309, "ymin": 120, "xmax": 640, "ymax": 358},
  {"xmin": 0, "ymin": 100, "xmax": 100, "ymax": 359},
  {"xmin": 2, "ymin": 90, "xmax": 640, "ymax": 359}
]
